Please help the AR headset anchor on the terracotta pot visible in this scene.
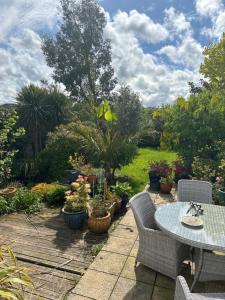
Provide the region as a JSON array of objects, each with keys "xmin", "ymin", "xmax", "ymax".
[
  {"xmin": 88, "ymin": 212, "xmax": 111, "ymax": 233},
  {"xmin": 160, "ymin": 182, "xmax": 173, "ymax": 194},
  {"xmin": 87, "ymin": 175, "xmax": 97, "ymax": 185},
  {"xmin": 0, "ymin": 187, "xmax": 17, "ymax": 198}
]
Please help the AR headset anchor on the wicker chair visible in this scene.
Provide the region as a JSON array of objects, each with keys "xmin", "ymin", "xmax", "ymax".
[
  {"xmin": 130, "ymin": 192, "xmax": 189, "ymax": 279},
  {"xmin": 177, "ymin": 180, "xmax": 212, "ymax": 204},
  {"xmin": 194, "ymin": 249, "xmax": 225, "ymax": 283},
  {"xmin": 174, "ymin": 276, "xmax": 225, "ymax": 300}
]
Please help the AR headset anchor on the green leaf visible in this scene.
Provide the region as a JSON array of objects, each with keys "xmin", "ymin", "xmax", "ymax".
[{"xmin": 104, "ymin": 110, "xmax": 113, "ymax": 121}]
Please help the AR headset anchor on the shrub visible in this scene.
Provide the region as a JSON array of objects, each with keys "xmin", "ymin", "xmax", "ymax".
[
  {"xmin": 0, "ymin": 196, "xmax": 13, "ymax": 215},
  {"xmin": 12, "ymin": 188, "xmax": 41, "ymax": 214},
  {"xmin": 111, "ymin": 182, "xmax": 133, "ymax": 198},
  {"xmin": 32, "ymin": 182, "xmax": 68, "ymax": 205},
  {"xmin": 192, "ymin": 157, "xmax": 217, "ymax": 181}
]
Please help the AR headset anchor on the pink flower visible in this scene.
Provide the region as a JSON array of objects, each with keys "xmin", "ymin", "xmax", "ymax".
[{"xmin": 216, "ymin": 176, "xmax": 222, "ymax": 183}]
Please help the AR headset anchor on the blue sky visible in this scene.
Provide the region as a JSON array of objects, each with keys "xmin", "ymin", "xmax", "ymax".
[{"xmin": 0, "ymin": 0, "xmax": 224, "ymax": 106}]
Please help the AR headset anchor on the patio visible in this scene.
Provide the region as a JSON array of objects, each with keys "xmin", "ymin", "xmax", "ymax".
[{"xmin": 69, "ymin": 189, "xmax": 225, "ymax": 300}]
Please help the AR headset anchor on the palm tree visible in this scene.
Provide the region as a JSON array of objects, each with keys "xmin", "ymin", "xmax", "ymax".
[{"xmin": 16, "ymin": 84, "xmax": 72, "ymax": 158}]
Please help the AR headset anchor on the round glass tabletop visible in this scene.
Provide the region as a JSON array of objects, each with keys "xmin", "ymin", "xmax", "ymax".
[{"xmin": 154, "ymin": 202, "xmax": 225, "ymax": 251}]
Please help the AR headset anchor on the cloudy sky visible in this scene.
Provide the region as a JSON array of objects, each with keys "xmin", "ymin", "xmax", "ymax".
[{"xmin": 0, "ymin": 0, "xmax": 224, "ymax": 106}]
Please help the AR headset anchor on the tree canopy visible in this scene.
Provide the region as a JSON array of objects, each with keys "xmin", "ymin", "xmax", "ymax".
[
  {"xmin": 200, "ymin": 33, "xmax": 225, "ymax": 92},
  {"xmin": 42, "ymin": 0, "xmax": 117, "ymax": 102}
]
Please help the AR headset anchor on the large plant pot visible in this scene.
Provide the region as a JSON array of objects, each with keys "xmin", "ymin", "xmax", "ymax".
[
  {"xmin": 87, "ymin": 175, "xmax": 97, "ymax": 185},
  {"xmin": 88, "ymin": 212, "xmax": 111, "ymax": 233},
  {"xmin": 150, "ymin": 181, "xmax": 160, "ymax": 191},
  {"xmin": 149, "ymin": 173, "xmax": 161, "ymax": 191},
  {"xmin": 62, "ymin": 208, "xmax": 87, "ymax": 229},
  {"xmin": 160, "ymin": 182, "xmax": 173, "ymax": 194},
  {"xmin": 0, "ymin": 187, "xmax": 17, "ymax": 198},
  {"xmin": 217, "ymin": 188, "xmax": 225, "ymax": 205}
]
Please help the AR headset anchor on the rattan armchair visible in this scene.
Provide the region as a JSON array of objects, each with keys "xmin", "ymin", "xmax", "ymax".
[
  {"xmin": 130, "ymin": 192, "xmax": 189, "ymax": 279},
  {"xmin": 177, "ymin": 179, "xmax": 212, "ymax": 204},
  {"xmin": 194, "ymin": 249, "xmax": 225, "ymax": 283},
  {"xmin": 175, "ymin": 276, "xmax": 225, "ymax": 300}
]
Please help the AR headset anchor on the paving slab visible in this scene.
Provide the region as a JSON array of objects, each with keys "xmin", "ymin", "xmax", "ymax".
[
  {"xmin": 121, "ymin": 257, "xmax": 156, "ymax": 285},
  {"xmin": 72, "ymin": 269, "xmax": 117, "ymax": 300},
  {"xmin": 89, "ymin": 250, "xmax": 127, "ymax": 276},
  {"xmin": 151, "ymin": 286, "xmax": 174, "ymax": 300},
  {"xmin": 102, "ymin": 235, "xmax": 135, "ymax": 256},
  {"xmin": 110, "ymin": 224, "xmax": 138, "ymax": 240},
  {"xmin": 109, "ymin": 277, "xmax": 153, "ymax": 300},
  {"xmin": 119, "ymin": 210, "xmax": 137, "ymax": 228},
  {"xmin": 129, "ymin": 241, "xmax": 139, "ymax": 257}
]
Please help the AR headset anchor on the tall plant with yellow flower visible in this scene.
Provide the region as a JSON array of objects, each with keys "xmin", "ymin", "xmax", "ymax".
[{"xmin": 64, "ymin": 175, "xmax": 91, "ymax": 213}]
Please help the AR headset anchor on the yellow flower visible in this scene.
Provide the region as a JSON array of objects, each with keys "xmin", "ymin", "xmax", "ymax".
[{"xmin": 71, "ymin": 182, "xmax": 80, "ymax": 189}]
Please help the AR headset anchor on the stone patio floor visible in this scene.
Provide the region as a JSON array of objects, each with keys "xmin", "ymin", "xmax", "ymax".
[{"xmin": 68, "ymin": 189, "xmax": 225, "ymax": 300}]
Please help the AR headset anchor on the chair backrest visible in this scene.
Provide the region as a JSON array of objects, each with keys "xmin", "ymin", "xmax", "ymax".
[
  {"xmin": 174, "ymin": 276, "xmax": 191, "ymax": 300},
  {"xmin": 129, "ymin": 192, "xmax": 156, "ymax": 230},
  {"xmin": 175, "ymin": 276, "xmax": 225, "ymax": 300},
  {"xmin": 177, "ymin": 179, "xmax": 212, "ymax": 204}
]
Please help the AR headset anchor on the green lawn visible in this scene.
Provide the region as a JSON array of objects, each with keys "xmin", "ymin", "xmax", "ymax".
[{"xmin": 119, "ymin": 147, "xmax": 176, "ymax": 193}]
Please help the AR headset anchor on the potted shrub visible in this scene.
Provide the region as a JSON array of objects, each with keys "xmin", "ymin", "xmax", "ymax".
[
  {"xmin": 111, "ymin": 182, "xmax": 133, "ymax": 209},
  {"xmin": 88, "ymin": 194, "xmax": 111, "ymax": 233},
  {"xmin": 160, "ymin": 170, "xmax": 174, "ymax": 194},
  {"xmin": 62, "ymin": 176, "xmax": 90, "ymax": 229},
  {"xmin": 148, "ymin": 160, "xmax": 171, "ymax": 191}
]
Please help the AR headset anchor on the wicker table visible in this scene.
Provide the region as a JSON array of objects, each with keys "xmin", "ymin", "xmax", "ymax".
[{"xmin": 154, "ymin": 202, "xmax": 225, "ymax": 290}]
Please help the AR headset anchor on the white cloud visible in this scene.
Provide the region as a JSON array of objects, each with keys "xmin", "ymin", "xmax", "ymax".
[
  {"xmin": 195, "ymin": 0, "xmax": 223, "ymax": 17},
  {"xmin": 0, "ymin": 0, "xmax": 59, "ymax": 104},
  {"xmin": 105, "ymin": 13, "xmax": 201, "ymax": 106},
  {"xmin": 195, "ymin": 0, "xmax": 225, "ymax": 38},
  {"xmin": 158, "ymin": 37, "xmax": 203, "ymax": 70},
  {"xmin": 111, "ymin": 10, "xmax": 169, "ymax": 44},
  {"xmin": 0, "ymin": 29, "xmax": 53, "ymax": 103},
  {"xmin": 164, "ymin": 7, "xmax": 192, "ymax": 37}
]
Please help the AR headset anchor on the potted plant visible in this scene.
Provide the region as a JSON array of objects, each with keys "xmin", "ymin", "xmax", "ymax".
[
  {"xmin": 0, "ymin": 186, "xmax": 17, "ymax": 198},
  {"xmin": 62, "ymin": 175, "xmax": 90, "ymax": 229},
  {"xmin": 88, "ymin": 194, "xmax": 111, "ymax": 233},
  {"xmin": 69, "ymin": 154, "xmax": 97, "ymax": 185},
  {"xmin": 111, "ymin": 182, "xmax": 133, "ymax": 209},
  {"xmin": 160, "ymin": 170, "xmax": 174, "ymax": 194},
  {"xmin": 148, "ymin": 160, "xmax": 171, "ymax": 191}
]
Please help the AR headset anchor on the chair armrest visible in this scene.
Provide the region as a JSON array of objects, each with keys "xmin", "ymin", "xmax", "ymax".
[{"xmin": 175, "ymin": 276, "xmax": 191, "ymax": 300}]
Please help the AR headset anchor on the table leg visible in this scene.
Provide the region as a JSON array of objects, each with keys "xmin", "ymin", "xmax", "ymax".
[{"xmin": 191, "ymin": 248, "xmax": 203, "ymax": 292}]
